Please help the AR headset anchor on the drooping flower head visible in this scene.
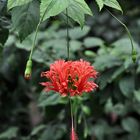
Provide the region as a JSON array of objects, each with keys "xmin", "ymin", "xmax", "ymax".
[{"xmin": 41, "ymin": 59, "xmax": 98, "ymax": 96}]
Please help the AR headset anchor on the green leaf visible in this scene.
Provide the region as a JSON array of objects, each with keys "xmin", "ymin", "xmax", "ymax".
[
  {"xmin": 113, "ymin": 104, "xmax": 126, "ymax": 116},
  {"xmin": 0, "ymin": 127, "xmax": 18, "ymax": 139},
  {"xmin": 39, "ymin": 124, "xmax": 66, "ymax": 140},
  {"xmin": 134, "ymin": 90, "xmax": 140, "ymax": 102},
  {"xmin": 84, "ymin": 37, "xmax": 104, "ymax": 48},
  {"xmin": 31, "ymin": 125, "xmax": 46, "ymax": 136},
  {"xmin": 103, "ymin": 0, "xmax": 122, "ymax": 12},
  {"xmin": 97, "ymin": 69, "xmax": 115, "ymax": 89},
  {"xmin": 70, "ymin": 40, "xmax": 82, "ymax": 52},
  {"xmin": 95, "ymin": 0, "xmax": 104, "ymax": 11},
  {"xmin": 82, "ymin": 105, "xmax": 91, "ymax": 115},
  {"xmin": 38, "ymin": 91, "xmax": 68, "ymax": 107},
  {"xmin": 7, "ymin": 0, "xmax": 32, "ymax": 10},
  {"xmin": 119, "ymin": 75, "xmax": 134, "ymax": 98},
  {"xmin": 111, "ymin": 66, "xmax": 125, "ymax": 81},
  {"xmin": 122, "ymin": 117, "xmax": 139, "ymax": 133},
  {"xmin": 66, "ymin": 0, "xmax": 93, "ymax": 27},
  {"xmin": 94, "ymin": 54, "xmax": 121, "ymax": 71},
  {"xmin": 40, "ymin": 0, "xmax": 69, "ymax": 21},
  {"xmin": 40, "ymin": 0, "xmax": 92, "ymax": 27},
  {"xmin": 105, "ymin": 98, "xmax": 113, "ymax": 113},
  {"xmin": 137, "ymin": 67, "xmax": 140, "ymax": 73},
  {"xmin": 38, "ymin": 91, "xmax": 61, "ymax": 107},
  {"xmin": 69, "ymin": 26, "xmax": 90, "ymax": 39},
  {"xmin": 84, "ymin": 50, "xmax": 96, "ymax": 57},
  {"xmin": 11, "ymin": 0, "xmax": 40, "ymax": 41},
  {"xmin": 105, "ymin": 99, "xmax": 126, "ymax": 116}
]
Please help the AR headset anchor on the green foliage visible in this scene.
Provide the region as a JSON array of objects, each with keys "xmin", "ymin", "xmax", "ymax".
[
  {"xmin": 40, "ymin": 0, "xmax": 69, "ymax": 21},
  {"xmin": 103, "ymin": 0, "xmax": 122, "ymax": 12},
  {"xmin": 31, "ymin": 125, "xmax": 46, "ymax": 136},
  {"xmin": 95, "ymin": 0, "xmax": 122, "ymax": 12},
  {"xmin": 1, "ymin": 16, "xmax": 140, "ymax": 139},
  {"xmin": 38, "ymin": 91, "xmax": 68, "ymax": 107},
  {"xmin": 84, "ymin": 37, "xmax": 104, "ymax": 48},
  {"xmin": 11, "ymin": 0, "xmax": 40, "ymax": 41},
  {"xmin": 119, "ymin": 75, "xmax": 135, "ymax": 98},
  {"xmin": 95, "ymin": 0, "xmax": 104, "ymax": 11},
  {"xmin": 7, "ymin": 0, "xmax": 32, "ymax": 10},
  {"xmin": 65, "ymin": 0, "xmax": 92, "ymax": 27},
  {"xmin": 0, "ymin": 127, "xmax": 18, "ymax": 139},
  {"xmin": 1, "ymin": 0, "xmax": 122, "ymax": 42},
  {"xmin": 1, "ymin": 1, "xmax": 140, "ymax": 140},
  {"xmin": 122, "ymin": 117, "xmax": 139, "ymax": 133}
]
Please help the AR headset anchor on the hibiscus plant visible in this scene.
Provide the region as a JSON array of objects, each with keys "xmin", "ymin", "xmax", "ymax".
[{"xmin": 0, "ymin": 0, "xmax": 140, "ymax": 140}]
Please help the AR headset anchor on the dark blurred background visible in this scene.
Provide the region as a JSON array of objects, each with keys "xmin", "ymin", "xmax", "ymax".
[{"xmin": 0, "ymin": 0, "xmax": 140, "ymax": 140}]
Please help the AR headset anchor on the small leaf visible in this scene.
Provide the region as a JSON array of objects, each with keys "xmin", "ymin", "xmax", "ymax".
[
  {"xmin": 82, "ymin": 105, "xmax": 91, "ymax": 115},
  {"xmin": 0, "ymin": 127, "xmax": 18, "ymax": 139},
  {"xmin": 84, "ymin": 50, "xmax": 96, "ymax": 57},
  {"xmin": 137, "ymin": 67, "xmax": 140, "ymax": 73},
  {"xmin": 38, "ymin": 91, "xmax": 68, "ymax": 107},
  {"xmin": 84, "ymin": 37, "xmax": 104, "ymax": 48},
  {"xmin": 119, "ymin": 75, "xmax": 134, "ymax": 98},
  {"xmin": 11, "ymin": 0, "xmax": 40, "ymax": 41},
  {"xmin": 40, "ymin": 124, "xmax": 66, "ymax": 140},
  {"xmin": 70, "ymin": 40, "xmax": 82, "ymax": 52},
  {"xmin": 97, "ymin": 69, "xmax": 115, "ymax": 89},
  {"xmin": 31, "ymin": 125, "xmax": 46, "ymax": 136},
  {"xmin": 69, "ymin": 26, "xmax": 90, "ymax": 39},
  {"xmin": 122, "ymin": 117, "xmax": 139, "ymax": 133},
  {"xmin": 134, "ymin": 90, "xmax": 140, "ymax": 102},
  {"xmin": 111, "ymin": 66, "xmax": 125, "ymax": 81},
  {"xmin": 103, "ymin": 0, "xmax": 122, "ymax": 12},
  {"xmin": 94, "ymin": 54, "xmax": 121, "ymax": 71},
  {"xmin": 113, "ymin": 104, "xmax": 125, "ymax": 116},
  {"xmin": 105, "ymin": 98, "xmax": 113, "ymax": 113},
  {"xmin": 95, "ymin": 0, "xmax": 104, "ymax": 11},
  {"xmin": 7, "ymin": 0, "xmax": 32, "ymax": 10},
  {"xmin": 38, "ymin": 91, "xmax": 61, "ymax": 107}
]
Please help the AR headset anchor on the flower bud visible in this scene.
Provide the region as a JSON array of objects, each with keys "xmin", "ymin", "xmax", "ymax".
[
  {"xmin": 132, "ymin": 49, "xmax": 137, "ymax": 63},
  {"xmin": 24, "ymin": 60, "xmax": 32, "ymax": 80}
]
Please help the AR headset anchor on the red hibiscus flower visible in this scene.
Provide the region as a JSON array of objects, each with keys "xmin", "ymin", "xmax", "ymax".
[{"xmin": 40, "ymin": 59, "xmax": 98, "ymax": 96}]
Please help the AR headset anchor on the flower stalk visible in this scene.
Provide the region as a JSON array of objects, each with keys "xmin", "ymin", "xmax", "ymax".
[
  {"xmin": 70, "ymin": 97, "xmax": 78, "ymax": 140},
  {"xmin": 106, "ymin": 8, "xmax": 137, "ymax": 63},
  {"xmin": 24, "ymin": 7, "xmax": 49, "ymax": 79},
  {"xmin": 66, "ymin": 8, "xmax": 70, "ymax": 60}
]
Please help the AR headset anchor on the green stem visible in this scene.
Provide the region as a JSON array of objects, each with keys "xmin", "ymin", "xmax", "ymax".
[
  {"xmin": 69, "ymin": 97, "xmax": 74, "ymax": 128},
  {"xmin": 29, "ymin": 8, "xmax": 48, "ymax": 60},
  {"xmin": 106, "ymin": 9, "xmax": 137, "ymax": 62},
  {"xmin": 74, "ymin": 99, "xmax": 78, "ymax": 130},
  {"xmin": 29, "ymin": 21, "xmax": 40, "ymax": 60},
  {"xmin": 83, "ymin": 114, "xmax": 88, "ymax": 138},
  {"xmin": 66, "ymin": 8, "xmax": 70, "ymax": 60}
]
